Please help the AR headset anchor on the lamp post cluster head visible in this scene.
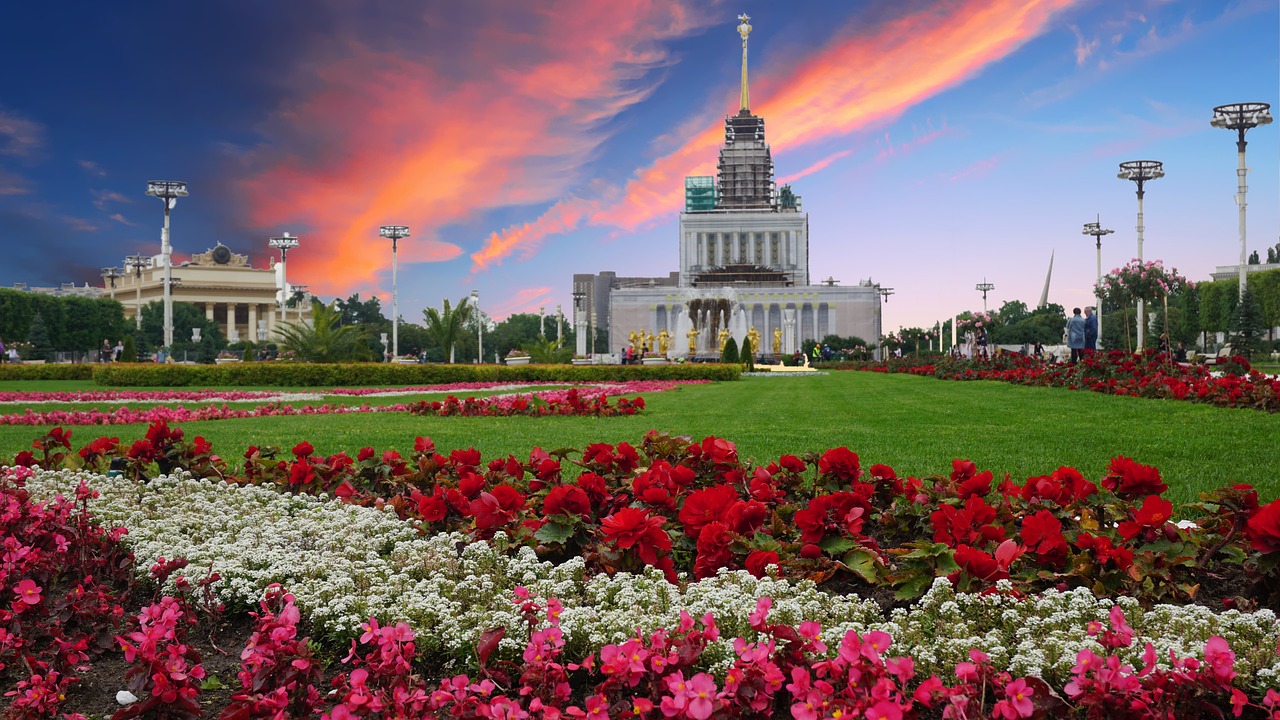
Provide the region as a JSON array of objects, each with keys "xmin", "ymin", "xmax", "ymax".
[
  {"xmin": 1116, "ymin": 160, "xmax": 1164, "ymax": 194},
  {"xmin": 1211, "ymin": 102, "xmax": 1272, "ymax": 147},
  {"xmin": 145, "ymin": 180, "xmax": 189, "ymax": 209},
  {"xmin": 100, "ymin": 266, "xmax": 122, "ymax": 287},
  {"xmin": 876, "ymin": 287, "xmax": 894, "ymax": 303},
  {"xmin": 975, "ymin": 280, "xmax": 994, "ymax": 295},
  {"xmin": 1082, "ymin": 219, "xmax": 1114, "ymax": 249},
  {"xmin": 379, "ymin": 225, "xmax": 410, "ymax": 248},
  {"xmin": 125, "ymin": 255, "xmax": 149, "ymax": 276},
  {"xmin": 268, "ymin": 232, "xmax": 299, "ymax": 260}
]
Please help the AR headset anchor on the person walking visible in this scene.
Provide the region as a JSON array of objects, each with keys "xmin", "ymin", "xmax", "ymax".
[
  {"xmin": 113, "ymin": 340, "xmax": 124, "ymax": 362},
  {"xmin": 1083, "ymin": 306, "xmax": 1098, "ymax": 352},
  {"xmin": 976, "ymin": 326, "xmax": 989, "ymax": 359},
  {"xmin": 100, "ymin": 339, "xmax": 112, "ymax": 363},
  {"xmin": 1065, "ymin": 308, "xmax": 1087, "ymax": 365}
]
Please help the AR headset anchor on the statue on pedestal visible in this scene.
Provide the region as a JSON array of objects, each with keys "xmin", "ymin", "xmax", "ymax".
[
  {"xmin": 773, "ymin": 328, "xmax": 782, "ymax": 355},
  {"xmin": 687, "ymin": 328, "xmax": 700, "ymax": 355},
  {"xmin": 747, "ymin": 326, "xmax": 761, "ymax": 358},
  {"xmin": 658, "ymin": 329, "xmax": 670, "ymax": 355},
  {"xmin": 643, "ymin": 331, "xmax": 655, "ymax": 354},
  {"xmin": 628, "ymin": 330, "xmax": 639, "ymax": 349},
  {"xmin": 718, "ymin": 327, "xmax": 731, "ymax": 353}
]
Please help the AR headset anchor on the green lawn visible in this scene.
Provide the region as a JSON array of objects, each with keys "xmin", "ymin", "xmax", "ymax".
[{"xmin": 1, "ymin": 372, "xmax": 1276, "ymax": 504}]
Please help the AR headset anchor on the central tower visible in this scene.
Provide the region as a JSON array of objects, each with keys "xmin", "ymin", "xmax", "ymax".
[{"xmin": 716, "ymin": 14, "xmax": 775, "ymax": 210}]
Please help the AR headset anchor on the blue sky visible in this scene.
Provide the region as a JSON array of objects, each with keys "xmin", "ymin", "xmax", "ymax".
[{"xmin": 0, "ymin": 0, "xmax": 1275, "ymax": 331}]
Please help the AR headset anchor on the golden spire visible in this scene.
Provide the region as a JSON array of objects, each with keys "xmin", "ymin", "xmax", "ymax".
[{"xmin": 737, "ymin": 13, "xmax": 752, "ymax": 112}]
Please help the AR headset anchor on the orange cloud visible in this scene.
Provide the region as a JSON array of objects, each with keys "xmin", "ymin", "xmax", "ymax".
[
  {"xmin": 777, "ymin": 150, "xmax": 853, "ymax": 186},
  {"xmin": 476, "ymin": 0, "xmax": 1080, "ymax": 263},
  {"xmin": 471, "ymin": 196, "xmax": 599, "ymax": 271},
  {"xmin": 488, "ymin": 286, "xmax": 556, "ymax": 321},
  {"xmin": 237, "ymin": 2, "xmax": 711, "ymax": 296}
]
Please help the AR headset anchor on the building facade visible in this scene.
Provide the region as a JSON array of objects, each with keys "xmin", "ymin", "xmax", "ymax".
[
  {"xmin": 572, "ymin": 15, "xmax": 881, "ymax": 359},
  {"xmin": 108, "ymin": 244, "xmax": 309, "ymax": 342}
]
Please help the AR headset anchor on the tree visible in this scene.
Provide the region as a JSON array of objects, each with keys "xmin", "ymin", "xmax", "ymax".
[
  {"xmin": 423, "ymin": 296, "xmax": 474, "ymax": 363},
  {"xmin": 996, "ymin": 300, "xmax": 1030, "ymax": 327},
  {"xmin": 1248, "ymin": 250, "xmax": 1260, "ymax": 265},
  {"xmin": 1268, "ymin": 245, "xmax": 1278, "ymax": 264},
  {"xmin": 721, "ymin": 337, "xmax": 739, "ymax": 363},
  {"xmin": 741, "ymin": 336, "xmax": 754, "ymax": 371},
  {"xmin": 275, "ymin": 300, "xmax": 373, "ymax": 362},
  {"xmin": 139, "ymin": 301, "xmax": 226, "ymax": 355},
  {"xmin": 1228, "ymin": 287, "xmax": 1267, "ymax": 360},
  {"xmin": 26, "ymin": 311, "xmax": 51, "ymax": 360},
  {"xmin": 121, "ymin": 334, "xmax": 137, "ymax": 363}
]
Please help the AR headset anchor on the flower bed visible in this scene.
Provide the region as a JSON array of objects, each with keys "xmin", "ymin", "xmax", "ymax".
[
  {"xmin": 8, "ymin": 464, "xmax": 1280, "ymax": 717},
  {"xmin": 0, "ymin": 381, "xmax": 700, "ymax": 425},
  {"xmin": 842, "ymin": 351, "xmax": 1280, "ymax": 412}
]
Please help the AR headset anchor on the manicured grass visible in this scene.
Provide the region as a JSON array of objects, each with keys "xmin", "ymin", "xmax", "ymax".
[{"xmin": 1, "ymin": 372, "xmax": 1275, "ymax": 504}]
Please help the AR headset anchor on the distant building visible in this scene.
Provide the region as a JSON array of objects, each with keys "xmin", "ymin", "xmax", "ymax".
[
  {"xmin": 1209, "ymin": 261, "xmax": 1280, "ymax": 282},
  {"xmin": 107, "ymin": 244, "xmax": 309, "ymax": 342},
  {"xmin": 573, "ymin": 15, "xmax": 881, "ymax": 358},
  {"xmin": 11, "ymin": 282, "xmax": 104, "ymax": 298}
]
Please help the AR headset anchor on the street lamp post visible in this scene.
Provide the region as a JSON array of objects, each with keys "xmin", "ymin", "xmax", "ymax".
[
  {"xmin": 572, "ymin": 288, "xmax": 587, "ymax": 357},
  {"xmin": 556, "ymin": 304, "xmax": 563, "ymax": 343},
  {"xmin": 539, "ymin": 306, "xmax": 546, "ymax": 338},
  {"xmin": 876, "ymin": 287, "xmax": 893, "ymax": 361},
  {"xmin": 268, "ymin": 233, "xmax": 300, "ymax": 332},
  {"xmin": 1082, "ymin": 217, "xmax": 1114, "ymax": 350},
  {"xmin": 471, "ymin": 289, "xmax": 482, "ymax": 363},
  {"xmin": 145, "ymin": 181, "xmax": 189, "ymax": 350},
  {"xmin": 1117, "ymin": 160, "xmax": 1164, "ymax": 349},
  {"xmin": 100, "ymin": 267, "xmax": 122, "ymax": 301},
  {"xmin": 378, "ymin": 226, "xmax": 410, "ymax": 359},
  {"xmin": 125, "ymin": 255, "xmax": 149, "ymax": 330},
  {"xmin": 975, "ymin": 280, "xmax": 994, "ymax": 313},
  {"xmin": 1211, "ymin": 103, "xmax": 1272, "ymax": 298}
]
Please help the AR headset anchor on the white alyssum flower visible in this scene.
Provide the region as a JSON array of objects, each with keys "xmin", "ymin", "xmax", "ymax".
[{"xmin": 20, "ymin": 469, "xmax": 1280, "ymax": 691}]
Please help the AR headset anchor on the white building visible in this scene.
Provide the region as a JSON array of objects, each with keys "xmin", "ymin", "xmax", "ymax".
[{"xmin": 573, "ymin": 15, "xmax": 881, "ymax": 359}]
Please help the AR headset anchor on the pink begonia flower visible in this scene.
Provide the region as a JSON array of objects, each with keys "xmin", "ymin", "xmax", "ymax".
[
  {"xmin": 748, "ymin": 596, "xmax": 772, "ymax": 629},
  {"xmin": 13, "ymin": 578, "xmax": 42, "ymax": 605},
  {"xmin": 1203, "ymin": 636, "xmax": 1237, "ymax": 683},
  {"xmin": 912, "ymin": 676, "xmax": 944, "ymax": 706},
  {"xmin": 1001, "ymin": 678, "xmax": 1034, "ymax": 718},
  {"xmin": 863, "ymin": 700, "xmax": 902, "ymax": 720},
  {"xmin": 686, "ymin": 673, "xmax": 717, "ymax": 720},
  {"xmin": 863, "ymin": 630, "xmax": 893, "ymax": 660}
]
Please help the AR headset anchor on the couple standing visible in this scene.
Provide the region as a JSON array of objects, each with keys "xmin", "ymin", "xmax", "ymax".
[{"xmin": 1065, "ymin": 307, "xmax": 1097, "ymax": 364}]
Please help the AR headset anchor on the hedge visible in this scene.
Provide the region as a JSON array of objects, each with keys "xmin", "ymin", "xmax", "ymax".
[
  {"xmin": 87, "ymin": 362, "xmax": 742, "ymax": 387},
  {"xmin": 0, "ymin": 364, "xmax": 97, "ymax": 381}
]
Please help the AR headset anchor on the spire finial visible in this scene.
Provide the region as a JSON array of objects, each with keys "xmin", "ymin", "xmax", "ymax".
[{"xmin": 737, "ymin": 13, "xmax": 752, "ymax": 112}]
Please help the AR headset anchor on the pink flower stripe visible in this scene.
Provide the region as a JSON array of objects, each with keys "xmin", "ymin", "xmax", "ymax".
[
  {"xmin": 0, "ymin": 381, "xmax": 698, "ymax": 426},
  {"xmin": 0, "ymin": 380, "xmax": 647, "ymax": 405}
]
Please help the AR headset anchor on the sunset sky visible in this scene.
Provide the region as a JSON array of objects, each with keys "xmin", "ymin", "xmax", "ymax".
[{"xmin": 0, "ymin": 0, "xmax": 1275, "ymax": 332}]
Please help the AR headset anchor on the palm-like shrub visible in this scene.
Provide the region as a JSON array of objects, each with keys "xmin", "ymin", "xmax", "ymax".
[
  {"xmin": 275, "ymin": 301, "xmax": 372, "ymax": 363},
  {"xmin": 524, "ymin": 337, "xmax": 573, "ymax": 364},
  {"xmin": 423, "ymin": 296, "xmax": 473, "ymax": 363}
]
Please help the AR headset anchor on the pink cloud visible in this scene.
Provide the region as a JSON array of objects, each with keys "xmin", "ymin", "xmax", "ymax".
[
  {"xmin": 489, "ymin": 286, "xmax": 556, "ymax": 321},
  {"xmin": 777, "ymin": 150, "xmax": 853, "ymax": 186},
  {"xmin": 946, "ymin": 153, "xmax": 1005, "ymax": 183},
  {"xmin": 236, "ymin": 1, "xmax": 713, "ymax": 295},
  {"xmin": 64, "ymin": 216, "xmax": 98, "ymax": 232},
  {"xmin": 0, "ymin": 109, "xmax": 43, "ymax": 157},
  {"xmin": 479, "ymin": 0, "xmax": 1081, "ymax": 260}
]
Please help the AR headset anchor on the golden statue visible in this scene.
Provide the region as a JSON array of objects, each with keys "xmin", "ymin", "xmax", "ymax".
[
  {"xmin": 643, "ymin": 331, "xmax": 655, "ymax": 354},
  {"xmin": 747, "ymin": 326, "xmax": 761, "ymax": 358},
  {"xmin": 686, "ymin": 328, "xmax": 700, "ymax": 355},
  {"xmin": 718, "ymin": 327, "xmax": 731, "ymax": 353},
  {"xmin": 773, "ymin": 328, "xmax": 782, "ymax": 355},
  {"xmin": 657, "ymin": 329, "xmax": 670, "ymax": 355},
  {"xmin": 628, "ymin": 330, "xmax": 638, "ymax": 349}
]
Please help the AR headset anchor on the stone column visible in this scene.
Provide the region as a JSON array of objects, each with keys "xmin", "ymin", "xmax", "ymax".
[
  {"xmin": 205, "ymin": 303, "xmax": 215, "ymax": 322},
  {"xmin": 225, "ymin": 302, "xmax": 237, "ymax": 342},
  {"xmin": 783, "ymin": 308, "xmax": 797, "ymax": 355},
  {"xmin": 813, "ymin": 302, "xmax": 821, "ymax": 342},
  {"xmin": 247, "ymin": 304, "xmax": 258, "ymax": 344}
]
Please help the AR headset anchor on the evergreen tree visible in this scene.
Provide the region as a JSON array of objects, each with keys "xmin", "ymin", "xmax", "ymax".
[
  {"xmin": 26, "ymin": 311, "xmax": 51, "ymax": 360},
  {"xmin": 122, "ymin": 335, "xmax": 137, "ymax": 363},
  {"xmin": 1228, "ymin": 287, "xmax": 1267, "ymax": 359},
  {"xmin": 741, "ymin": 336, "xmax": 754, "ymax": 371},
  {"xmin": 132, "ymin": 329, "xmax": 150, "ymax": 362},
  {"xmin": 721, "ymin": 337, "xmax": 739, "ymax": 363},
  {"xmin": 1268, "ymin": 245, "xmax": 1278, "ymax": 264}
]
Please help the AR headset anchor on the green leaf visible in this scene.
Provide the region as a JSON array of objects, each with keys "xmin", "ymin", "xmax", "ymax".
[
  {"xmin": 894, "ymin": 576, "xmax": 932, "ymax": 600},
  {"xmin": 842, "ymin": 548, "xmax": 880, "ymax": 584},
  {"xmin": 200, "ymin": 675, "xmax": 224, "ymax": 690},
  {"xmin": 534, "ymin": 520, "xmax": 576, "ymax": 545},
  {"xmin": 819, "ymin": 536, "xmax": 858, "ymax": 555}
]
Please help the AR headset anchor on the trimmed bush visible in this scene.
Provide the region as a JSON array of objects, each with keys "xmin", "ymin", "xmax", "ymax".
[
  {"xmin": 721, "ymin": 337, "xmax": 739, "ymax": 364},
  {"xmin": 90, "ymin": 362, "xmax": 742, "ymax": 387},
  {"xmin": 0, "ymin": 363, "xmax": 96, "ymax": 381},
  {"xmin": 741, "ymin": 336, "xmax": 754, "ymax": 372}
]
